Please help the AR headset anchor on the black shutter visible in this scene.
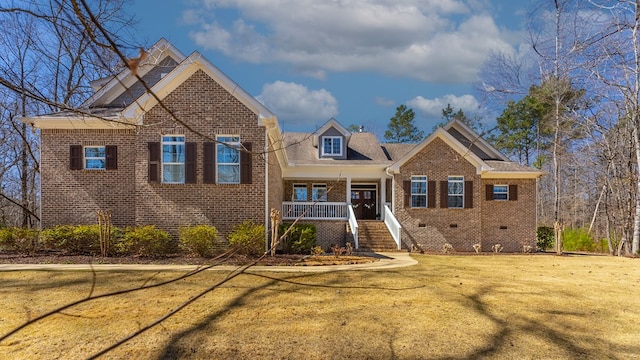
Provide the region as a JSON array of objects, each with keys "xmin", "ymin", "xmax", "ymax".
[
  {"xmin": 148, "ymin": 142, "xmax": 160, "ymax": 183},
  {"xmin": 427, "ymin": 180, "xmax": 436, "ymax": 208},
  {"xmin": 70, "ymin": 145, "xmax": 82, "ymax": 170},
  {"xmin": 403, "ymin": 180, "xmax": 411, "ymax": 208},
  {"xmin": 486, "ymin": 184, "xmax": 494, "ymax": 201},
  {"xmin": 464, "ymin": 181, "xmax": 473, "ymax": 208},
  {"xmin": 509, "ymin": 184, "xmax": 518, "ymax": 201},
  {"xmin": 203, "ymin": 142, "xmax": 215, "ymax": 184},
  {"xmin": 240, "ymin": 142, "xmax": 252, "ymax": 184},
  {"xmin": 105, "ymin": 145, "xmax": 117, "ymax": 170},
  {"xmin": 440, "ymin": 181, "xmax": 448, "ymax": 208},
  {"xmin": 185, "ymin": 142, "xmax": 196, "ymax": 184}
]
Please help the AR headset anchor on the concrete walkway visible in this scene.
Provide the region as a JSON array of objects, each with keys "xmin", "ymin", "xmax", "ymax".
[{"xmin": 0, "ymin": 252, "xmax": 417, "ymax": 273}]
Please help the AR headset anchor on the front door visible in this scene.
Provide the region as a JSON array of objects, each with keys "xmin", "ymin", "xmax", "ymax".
[{"xmin": 351, "ymin": 188, "xmax": 377, "ymax": 220}]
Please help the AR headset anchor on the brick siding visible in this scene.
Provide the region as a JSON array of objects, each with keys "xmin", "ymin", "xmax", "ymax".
[
  {"xmin": 40, "ymin": 129, "xmax": 136, "ymax": 228},
  {"xmin": 393, "ymin": 137, "xmax": 537, "ymax": 252},
  {"xmin": 135, "ymin": 70, "xmax": 267, "ymax": 240}
]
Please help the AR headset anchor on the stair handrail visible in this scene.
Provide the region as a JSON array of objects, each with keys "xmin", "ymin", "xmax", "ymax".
[
  {"xmin": 383, "ymin": 204, "xmax": 402, "ymax": 250},
  {"xmin": 347, "ymin": 204, "xmax": 359, "ymax": 249}
]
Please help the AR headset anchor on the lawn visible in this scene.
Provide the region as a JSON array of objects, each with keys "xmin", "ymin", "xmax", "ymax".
[{"xmin": 0, "ymin": 254, "xmax": 639, "ymax": 359}]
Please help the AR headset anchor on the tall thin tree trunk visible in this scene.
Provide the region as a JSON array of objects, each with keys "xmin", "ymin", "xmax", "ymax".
[{"xmin": 631, "ymin": 0, "xmax": 640, "ymax": 254}]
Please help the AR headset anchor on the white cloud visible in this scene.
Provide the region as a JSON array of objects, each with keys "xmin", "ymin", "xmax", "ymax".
[
  {"xmin": 256, "ymin": 81, "xmax": 338, "ymax": 125},
  {"xmin": 186, "ymin": 0, "xmax": 519, "ymax": 83},
  {"xmin": 375, "ymin": 97, "xmax": 396, "ymax": 107},
  {"xmin": 407, "ymin": 94, "xmax": 480, "ymax": 118}
]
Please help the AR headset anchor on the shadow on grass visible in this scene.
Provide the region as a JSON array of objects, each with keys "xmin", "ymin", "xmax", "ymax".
[{"xmin": 435, "ymin": 285, "xmax": 640, "ymax": 360}]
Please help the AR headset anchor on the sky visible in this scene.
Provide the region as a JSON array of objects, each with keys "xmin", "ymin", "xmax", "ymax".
[{"xmin": 125, "ymin": 0, "xmax": 529, "ymax": 137}]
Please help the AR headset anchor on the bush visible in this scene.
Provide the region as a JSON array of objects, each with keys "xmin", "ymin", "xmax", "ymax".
[
  {"xmin": 536, "ymin": 226, "xmax": 554, "ymax": 250},
  {"xmin": 179, "ymin": 225, "xmax": 219, "ymax": 257},
  {"xmin": 120, "ymin": 225, "xmax": 172, "ymax": 257},
  {"xmin": 278, "ymin": 223, "xmax": 317, "ymax": 254},
  {"xmin": 228, "ymin": 220, "xmax": 265, "ymax": 256},
  {"xmin": 41, "ymin": 225, "xmax": 103, "ymax": 255},
  {"xmin": 0, "ymin": 227, "xmax": 39, "ymax": 254},
  {"xmin": 563, "ymin": 227, "xmax": 597, "ymax": 252}
]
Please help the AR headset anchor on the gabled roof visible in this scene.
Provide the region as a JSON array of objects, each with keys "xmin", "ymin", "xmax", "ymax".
[
  {"xmin": 121, "ymin": 50, "xmax": 276, "ymax": 125},
  {"xmin": 387, "ymin": 119, "xmax": 544, "ymax": 179},
  {"xmin": 443, "ymin": 120, "xmax": 509, "ymax": 161},
  {"xmin": 22, "ymin": 39, "xmax": 277, "ymax": 129},
  {"xmin": 311, "ymin": 118, "xmax": 352, "ymax": 147},
  {"xmin": 81, "ymin": 38, "xmax": 186, "ymax": 108}
]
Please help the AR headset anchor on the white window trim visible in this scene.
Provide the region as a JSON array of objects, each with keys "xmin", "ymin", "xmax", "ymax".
[
  {"xmin": 84, "ymin": 146, "xmax": 106, "ymax": 170},
  {"xmin": 312, "ymin": 183, "xmax": 328, "ymax": 202},
  {"xmin": 448, "ymin": 176, "xmax": 464, "ymax": 209},
  {"xmin": 321, "ymin": 136, "xmax": 343, "ymax": 156},
  {"xmin": 293, "ymin": 183, "xmax": 308, "ymax": 202},
  {"xmin": 493, "ymin": 184, "xmax": 509, "ymax": 201},
  {"xmin": 216, "ymin": 135, "xmax": 241, "ymax": 184},
  {"xmin": 411, "ymin": 176, "xmax": 428, "ymax": 208},
  {"xmin": 161, "ymin": 135, "xmax": 186, "ymax": 184}
]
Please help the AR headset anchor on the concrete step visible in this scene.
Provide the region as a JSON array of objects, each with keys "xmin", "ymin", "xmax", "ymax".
[{"xmin": 353, "ymin": 220, "xmax": 402, "ymax": 252}]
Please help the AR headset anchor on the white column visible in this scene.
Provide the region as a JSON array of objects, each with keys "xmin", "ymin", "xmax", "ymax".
[
  {"xmin": 346, "ymin": 176, "xmax": 352, "ymax": 204},
  {"xmin": 380, "ymin": 177, "xmax": 386, "ymax": 220}
]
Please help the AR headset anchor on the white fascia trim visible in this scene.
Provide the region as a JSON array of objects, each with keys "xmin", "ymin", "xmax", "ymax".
[
  {"xmin": 387, "ymin": 128, "xmax": 488, "ymax": 174},
  {"xmin": 122, "ymin": 52, "xmax": 276, "ymax": 123},
  {"xmin": 444, "ymin": 119, "xmax": 509, "ymax": 161},
  {"xmin": 481, "ymin": 171, "xmax": 546, "ymax": 179},
  {"xmin": 81, "ymin": 39, "xmax": 187, "ymax": 108},
  {"xmin": 283, "ymin": 165, "xmax": 389, "ymax": 179}
]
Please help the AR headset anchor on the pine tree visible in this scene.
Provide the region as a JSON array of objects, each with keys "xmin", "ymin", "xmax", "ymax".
[{"xmin": 384, "ymin": 105, "xmax": 424, "ymax": 143}]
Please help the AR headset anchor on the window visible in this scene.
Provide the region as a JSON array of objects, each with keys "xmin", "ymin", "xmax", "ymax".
[
  {"xmin": 293, "ymin": 184, "xmax": 308, "ymax": 201},
  {"xmin": 162, "ymin": 135, "xmax": 185, "ymax": 183},
  {"xmin": 321, "ymin": 136, "xmax": 342, "ymax": 156},
  {"xmin": 411, "ymin": 176, "xmax": 428, "ymax": 208},
  {"xmin": 312, "ymin": 184, "xmax": 327, "ymax": 202},
  {"xmin": 448, "ymin": 176, "xmax": 464, "ymax": 208},
  {"xmin": 493, "ymin": 185, "xmax": 508, "ymax": 200},
  {"xmin": 217, "ymin": 136, "xmax": 241, "ymax": 184},
  {"xmin": 84, "ymin": 146, "xmax": 106, "ymax": 169}
]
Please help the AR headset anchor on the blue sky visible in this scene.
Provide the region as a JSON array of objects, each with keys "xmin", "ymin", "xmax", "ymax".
[{"xmin": 125, "ymin": 0, "xmax": 528, "ymax": 137}]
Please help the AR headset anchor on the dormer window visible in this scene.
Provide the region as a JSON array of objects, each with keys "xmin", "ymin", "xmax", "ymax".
[{"xmin": 321, "ymin": 136, "xmax": 342, "ymax": 156}]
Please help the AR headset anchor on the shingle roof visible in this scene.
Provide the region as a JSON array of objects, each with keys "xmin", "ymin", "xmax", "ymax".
[
  {"xmin": 484, "ymin": 160, "xmax": 542, "ymax": 173},
  {"xmin": 381, "ymin": 143, "xmax": 416, "ymax": 161},
  {"xmin": 283, "ymin": 132, "xmax": 393, "ymax": 165}
]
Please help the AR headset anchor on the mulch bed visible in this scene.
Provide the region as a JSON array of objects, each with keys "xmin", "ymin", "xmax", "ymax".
[{"xmin": 0, "ymin": 252, "xmax": 378, "ymax": 266}]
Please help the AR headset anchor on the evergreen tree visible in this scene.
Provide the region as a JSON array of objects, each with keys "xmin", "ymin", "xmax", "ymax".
[{"xmin": 384, "ymin": 105, "xmax": 424, "ymax": 143}]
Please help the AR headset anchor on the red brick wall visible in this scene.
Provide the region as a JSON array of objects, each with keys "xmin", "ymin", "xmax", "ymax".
[
  {"xmin": 393, "ymin": 137, "xmax": 538, "ymax": 252},
  {"xmin": 40, "ymin": 129, "xmax": 136, "ymax": 228},
  {"xmin": 135, "ymin": 69, "xmax": 267, "ymax": 240},
  {"xmin": 394, "ymin": 137, "xmax": 481, "ymax": 252},
  {"xmin": 481, "ymin": 179, "xmax": 537, "ymax": 252}
]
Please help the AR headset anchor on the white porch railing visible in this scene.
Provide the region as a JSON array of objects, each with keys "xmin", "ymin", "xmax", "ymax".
[
  {"xmin": 384, "ymin": 204, "xmax": 402, "ymax": 250},
  {"xmin": 282, "ymin": 202, "xmax": 349, "ymax": 220},
  {"xmin": 347, "ymin": 205, "xmax": 359, "ymax": 249}
]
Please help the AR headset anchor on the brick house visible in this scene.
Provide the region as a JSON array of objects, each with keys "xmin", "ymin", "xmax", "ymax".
[{"xmin": 22, "ymin": 39, "xmax": 543, "ymax": 253}]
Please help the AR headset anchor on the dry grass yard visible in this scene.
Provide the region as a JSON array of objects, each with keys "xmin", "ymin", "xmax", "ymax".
[{"xmin": 0, "ymin": 254, "xmax": 639, "ymax": 359}]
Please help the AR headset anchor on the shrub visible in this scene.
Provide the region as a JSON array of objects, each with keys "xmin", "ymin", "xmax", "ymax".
[
  {"xmin": 41, "ymin": 225, "xmax": 102, "ymax": 255},
  {"xmin": 179, "ymin": 225, "xmax": 219, "ymax": 257},
  {"xmin": 536, "ymin": 226, "xmax": 554, "ymax": 250},
  {"xmin": 278, "ymin": 223, "xmax": 317, "ymax": 254},
  {"xmin": 120, "ymin": 225, "xmax": 172, "ymax": 257},
  {"xmin": 228, "ymin": 220, "xmax": 265, "ymax": 256},
  {"xmin": 0, "ymin": 227, "xmax": 39, "ymax": 254},
  {"xmin": 563, "ymin": 227, "xmax": 596, "ymax": 252}
]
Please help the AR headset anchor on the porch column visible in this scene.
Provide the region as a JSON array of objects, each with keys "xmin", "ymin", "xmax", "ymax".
[
  {"xmin": 346, "ymin": 177, "xmax": 352, "ymax": 204},
  {"xmin": 380, "ymin": 177, "xmax": 386, "ymax": 220}
]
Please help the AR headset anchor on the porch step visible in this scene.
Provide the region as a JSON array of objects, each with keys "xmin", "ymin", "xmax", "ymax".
[{"xmin": 352, "ymin": 220, "xmax": 402, "ymax": 252}]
